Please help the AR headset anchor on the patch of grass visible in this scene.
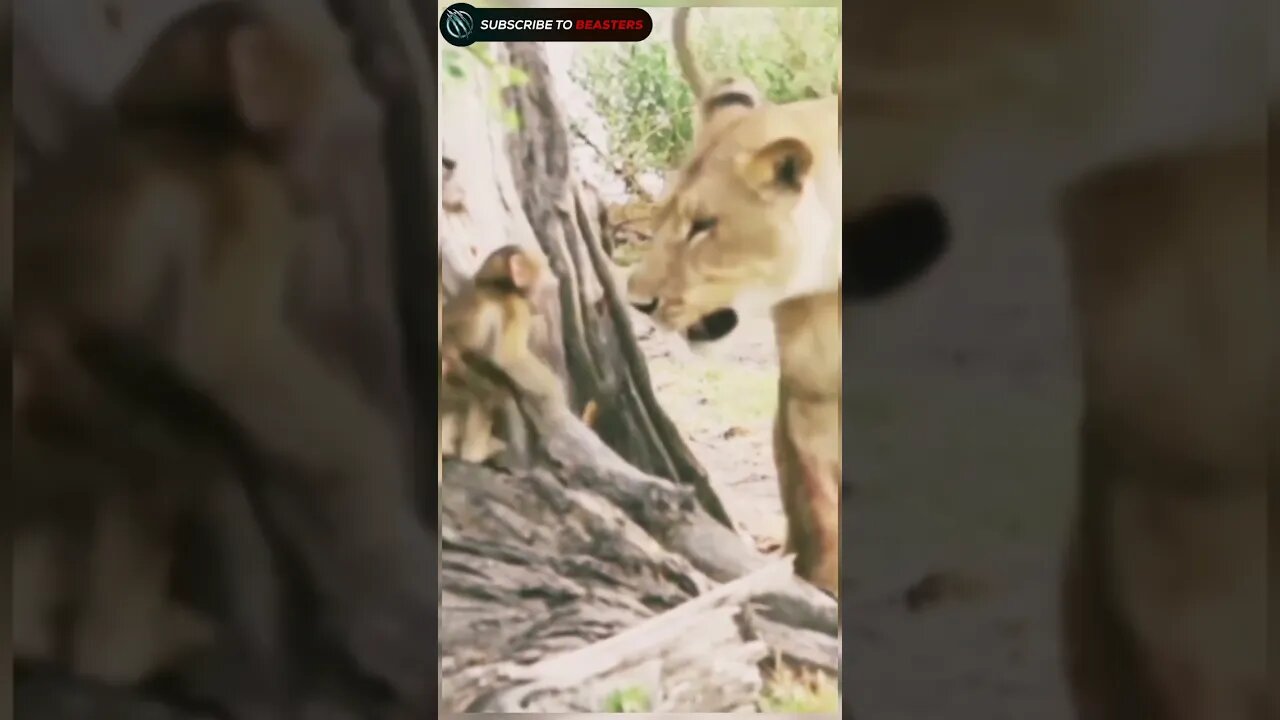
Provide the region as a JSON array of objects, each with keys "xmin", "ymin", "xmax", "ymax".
[
  {"xmin": 612, "ymin": 242, "xmax": 646, "ymax": 268},
  {"xmin": 601, "ymin": 685, "xmax": 653, "ymax": 712},
  {"xmin": 647, "ymin": 355, "xmax": 778, "ymax": 435},
  {"xmin": 759, "ymin": 661, "xmax": 839, "ymax": 713}
]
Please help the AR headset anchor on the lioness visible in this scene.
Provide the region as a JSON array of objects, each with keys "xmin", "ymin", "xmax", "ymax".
[
  {"xmin": 839, "ymin": 2, "xmax": 1270, "ymax": 719},
  {"xmin": 628, "ymin": 8, "xmax": 949, "ymax": 596}
]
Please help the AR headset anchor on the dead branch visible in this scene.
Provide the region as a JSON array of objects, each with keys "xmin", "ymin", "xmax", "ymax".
[{"xmin": 568, "ymin": 122, "xmax": 656, "ymax": 203}]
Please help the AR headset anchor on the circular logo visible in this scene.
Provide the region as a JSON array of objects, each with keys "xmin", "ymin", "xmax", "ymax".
[{"xmin": 440, "ymin": 4, "xmax": 476, "ymax": 47}]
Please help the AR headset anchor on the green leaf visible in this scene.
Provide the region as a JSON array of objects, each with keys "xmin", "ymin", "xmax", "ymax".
[
  {"xmin": 502, "ymin": 108, "xmax": 521, "ymax": 131},
  {"xmin": 602, "ymin": 687, "xmax": 652, "ymax": 713},
  {"xmin": 466, "ymin": 45, "xmax": 493, "ymax": 67},
  {"xmin": 506, "ymin": 67, "xmax": 530, "ymax": 87}
]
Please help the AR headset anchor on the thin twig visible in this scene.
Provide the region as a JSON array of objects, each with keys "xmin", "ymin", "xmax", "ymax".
[{"xmin": 568, "ymin": 123, "xmax": 655, "ymax": 203}]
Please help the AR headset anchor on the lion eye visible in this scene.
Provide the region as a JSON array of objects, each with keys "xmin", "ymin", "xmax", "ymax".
[{"xmin": 687, "ymin": 217, "xmax": 718, "ymax": 240}]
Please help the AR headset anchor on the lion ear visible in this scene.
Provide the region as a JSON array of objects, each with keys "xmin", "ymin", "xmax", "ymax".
[{"xmin": 737, "ymin": 138, "xmax": 813, "ymax": 199}]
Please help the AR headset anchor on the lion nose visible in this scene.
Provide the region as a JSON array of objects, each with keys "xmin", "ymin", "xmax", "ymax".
[{"xmin": 630, "ymin": 297, "xmax": 659, "ymax": 315}]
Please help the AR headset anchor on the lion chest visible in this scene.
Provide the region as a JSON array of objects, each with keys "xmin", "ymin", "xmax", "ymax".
[{"xmin": 773, "ymin": 292, "xmax": 841, "ymax": 402}]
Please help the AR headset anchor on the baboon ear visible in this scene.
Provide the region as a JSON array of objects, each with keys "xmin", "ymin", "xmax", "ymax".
[
  {"xmin": 508, "ymin": 251, "xmax": 539, "ymax": 290},
  {"xmin": 738, "ymin": 138, "xmax": 814, "ymax": 198},
  {"xmin": 228, "ymin": 23, "xmax": 307, "ymax": 133},
  {"xmin": 843, "ymin": 196, "xmax": 950, "ymax": 301}
]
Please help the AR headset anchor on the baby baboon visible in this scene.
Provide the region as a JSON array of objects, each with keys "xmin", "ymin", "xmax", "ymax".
[{"xmin": 440, "ymin": 245, "xmax": 565, "ymax": 463}]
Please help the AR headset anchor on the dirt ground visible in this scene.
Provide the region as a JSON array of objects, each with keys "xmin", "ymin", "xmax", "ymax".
[
  {"xmin": 631, "ymin": 219, "xmax": 1080, "ymax": 718},
  {"xmin": 632, "ymin": 309, "xmax": 787, "ymax": 549}
]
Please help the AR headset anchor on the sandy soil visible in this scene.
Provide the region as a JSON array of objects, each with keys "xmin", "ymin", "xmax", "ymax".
[{"xmin": 631, "ymin": 309, "xmax": 788, "ymax": 550}]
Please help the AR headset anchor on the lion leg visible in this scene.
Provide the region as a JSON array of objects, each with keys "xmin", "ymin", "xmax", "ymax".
[
  {"xmin": 1059, "ymin": 140, "xmax": 1269, "ymax": 720},
  {"xmin": 792, "ymin": 452, "xmax": 840, "ymax": 596},
  {"xmin": 773, "ymin": 412, "xmax": 803, "ymax": 556},
  {"xmin": 773, "ymin": 388, "xmax": 841, "ymax": 596}
]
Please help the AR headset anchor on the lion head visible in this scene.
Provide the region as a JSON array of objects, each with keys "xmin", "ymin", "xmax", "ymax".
[{"xmin": 627, "ymin": 97, "xmax": 950, "ymax": 345}]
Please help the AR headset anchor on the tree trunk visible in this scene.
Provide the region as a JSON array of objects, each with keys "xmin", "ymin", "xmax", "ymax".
[{"xmin": 441, "ymin": 40, "xmax": 731, "ymax": 526}]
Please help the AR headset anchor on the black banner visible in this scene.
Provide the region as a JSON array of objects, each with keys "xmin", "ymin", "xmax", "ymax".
[{"xmin": 439, "ymin": 4, "xmax": 653, "ymax": 47}]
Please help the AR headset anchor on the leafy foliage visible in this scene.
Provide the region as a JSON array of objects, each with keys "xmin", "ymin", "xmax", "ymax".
[
  {"xmin": 573, "ymin": 7, "xmax": 840, "ymax": 173},
  {"xmin": 601, "ymin": 685, "xmax": 653, "ymax": 712},
  {"xmin": 441, "ymin": 45, "xmax": 530, "ymax": 131}
]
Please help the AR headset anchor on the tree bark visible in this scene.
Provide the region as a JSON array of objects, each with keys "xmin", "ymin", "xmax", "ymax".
[
  {"xmin": 443, "ymin": 40, "xmax": 731, "ymax": 526},
  {"xmin": 437, "ymin": 364, "xmax": 839, "ymax": 711}
]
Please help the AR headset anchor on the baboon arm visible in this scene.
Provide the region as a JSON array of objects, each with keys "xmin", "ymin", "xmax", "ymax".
[
  {"xmin": 502, "ymin": 355, "xmax": 566, "ymax": 404},
  {"xmin": 495, "ymin": 301, "xmax": 564, "ymax": 403}
]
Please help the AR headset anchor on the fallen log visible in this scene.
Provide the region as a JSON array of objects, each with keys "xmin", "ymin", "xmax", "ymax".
[
  {"xmin": 439, "ymin": 360, "xmax": 840, "ymax": 712},
  {"xmin": 477, "ymin": 560, "xmax": 794, "ymax": 712}
]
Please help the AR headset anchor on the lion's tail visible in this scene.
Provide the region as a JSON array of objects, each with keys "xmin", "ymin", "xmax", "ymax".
[{"xmin": 672, "ymin": 7, "xmax": 704, "ymax": 98}]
